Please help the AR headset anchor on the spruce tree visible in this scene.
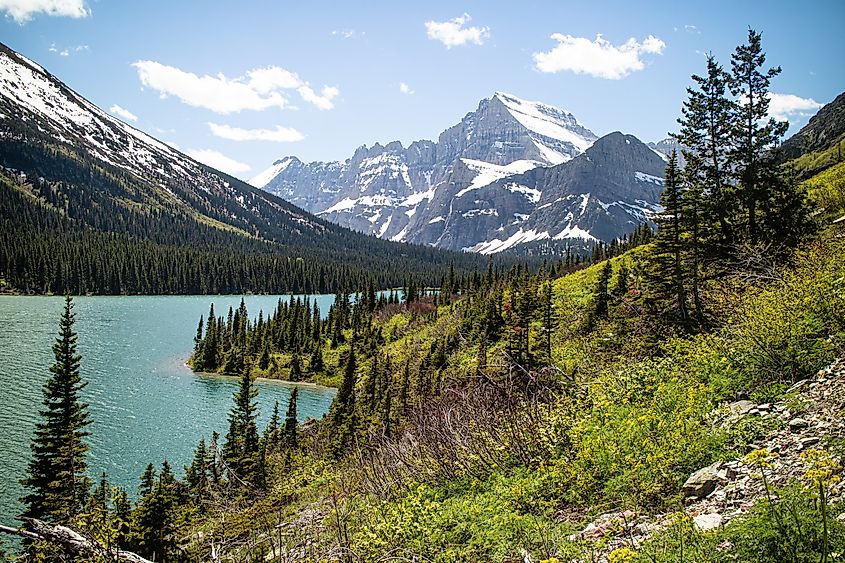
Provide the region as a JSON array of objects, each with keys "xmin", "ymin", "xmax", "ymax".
[
  {"xmin": 185, "ymin": 438, "xmax": 210, "ymax": 503},
  {"xmin": 289, "ymin": 352, "xmax": 302, "ymax": 382},
  {"xmin": 21, "ymin": 294, "xmax": 92, "ymax": 523},
  {"xmin": 284, "ymin": 387, "xmax": 298, "ymax": 448},
  {"xmin": 729, "ymin": 28, "xmax": 787, "ymax": 242},
  {"xmin": 647, "ymin": 150, "xmax": 690, "ymax": 324},
  {"xmin": 674, "ymin": 54, "xmax": 734, "ymax": 252},
  {"xmin": 222, "ymin": 363, "xmax": 261, "ymax": 484},
  {"xmin": 327, "ymin": 348, "xmax": 357, "ymax": 458},
  {"xmin": 265, "ymin": 400, "xmax": 281, "ymax": 448},
  {"xmin": 138, "ymin": 463, "xmax": 156, "ymax": 498}
]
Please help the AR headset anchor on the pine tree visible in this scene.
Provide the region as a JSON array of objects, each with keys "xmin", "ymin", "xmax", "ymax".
[
  {"xmin": 674, "ymin": 54, "xmax": 734, "ymax": 252},
  {"xmin": 284, "ymin": 388, "xmax": 298, "ymax": 448},
  {"xmin": 193, "ymin": 315, "xmax": 204, "ymax": 361},
  {"xmin": 184, "ymin": 438, "xmax": 210, "ymax": 504},
  {"xmin": 138, "ymin": 463, "xmax": 156, "ymax": 498},
  {"xmin": 327, "ymin": 347, "xmax": 357, "ymax": 458},
  {"xmin": 647, "ymin": 150, "xmax": 690, "ymax": 324},
  {"xmin": 21, "ymin": 294, "xmax": 92, "ymax": 523},
  {"xmin": 289, "ymin": 352, "xmax": 302, "ymax": 382},
  {"xmin": 132, "ymin": 461, "xmax": 178, "ymax": 562},
  {"xmin": 222, "ymin": 363, "xmax": 261, "ymax": 484},
  {"xmin": 729, "ymin": 28, "xmax": 787, "ymax": 243},
  {"xmin": 265, "ymin": 400, "xmax": 281, "ymax": 448},
  {"xmin": 309, "ymin": 343, "xmax": 324, "ymax": 374}
]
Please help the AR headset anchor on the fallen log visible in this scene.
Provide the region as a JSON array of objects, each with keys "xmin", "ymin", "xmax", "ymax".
[{"xmin": 0, "ymin": 518, "xmax": 153, "ymax": 563}]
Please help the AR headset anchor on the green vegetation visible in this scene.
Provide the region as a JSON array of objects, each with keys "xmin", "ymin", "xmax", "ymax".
[{"xmin": 8, "ymin": 28, "xmax": 845, "ymax": 563}]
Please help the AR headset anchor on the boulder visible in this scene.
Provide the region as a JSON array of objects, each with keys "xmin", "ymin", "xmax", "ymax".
[
  {"xmin": 693, "ymin": 512, "xmax": 723, "ymax": 532},
  {"xmin": 683, "ymin": 462, "xmax": 724, "ymax": 499},
  {"xmin": 788, "ymin": 417, "xmax": 809, "ymax": 431}
]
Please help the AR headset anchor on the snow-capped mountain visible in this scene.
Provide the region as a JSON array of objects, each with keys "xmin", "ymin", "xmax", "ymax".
[
  {"xmin": 253, "ymin": 92, "xmax": 601, "ymax": 251},
  {"xmin": 0, "ymin": 42, "xmax": 327, "ymax": 239}
]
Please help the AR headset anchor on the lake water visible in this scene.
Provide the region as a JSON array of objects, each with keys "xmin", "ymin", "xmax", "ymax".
[{"xmin": 0, "ymin": 295, "xmax": 337, "ymax": 531}]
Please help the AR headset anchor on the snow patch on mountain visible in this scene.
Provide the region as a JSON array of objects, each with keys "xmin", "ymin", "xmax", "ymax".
[
  {"xmin": 635, "ymin": 171, "xmax": 664, "ymax": 185},
  {"xmin": 495, "ymin": 92, "xmax": 593, "ymax": 153},
  {"xmin": 467, "ymin": 228, "xmax": 551, "ymax": 254},
  {"xmin": 250, "ymin": 157, "xmax": 295, "ymax": 188},
  {"xmin": 456, "ymin": 158, "xmax": 539, "ymax": 197}
]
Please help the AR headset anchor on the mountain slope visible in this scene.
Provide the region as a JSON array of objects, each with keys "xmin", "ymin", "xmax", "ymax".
[
  {"xmin": 467, "ymin": 133, "xmax": 666, "ymax": 253},
  {"xmin": 780, "ymin": 90, "xmax": 845, "ymax": 178},
  {"xmin": 253, "ymin": 92, "xmax": 599, "ymax": 249},
  {"xmin": 0, "ymin": 42, "xmax": 486, "ymax": 294}
]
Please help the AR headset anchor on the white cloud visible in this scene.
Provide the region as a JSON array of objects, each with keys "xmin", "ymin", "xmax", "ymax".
[
  {"xmin": 109, "ymin": 104, "xmax": 138, "ymax": 122},
  {"xmin": 297, "ymin": 85, "xmax": 339, "ymax": 110},
  {"xmin": 208, "ymin": 122, "xmax": 304, "ymax": 142},
  {"xmin": 49, "ymin": 42, "xmax": 89, "ymax": 57},
  {"xmin": 0, "ymin": 0, "xmax": 88, "ymax": 23},
  {"xmin": 767, "ymin": 92, "xmax": 824, "ymax": 121},
  {"xmin": 399, "ymin": 82, "xmax": 415, "ymax": 95},
  {"xmin": 331, "ymin": 29, "xmax": 361, "ymax": 39},
  {"xmin": 132, "ymin": 61, "xmax": 339, "ymax": 114},
  {"xmin": 186, "ymin": 149, "xmax": 251, "ymax": 175},
  {"xmin": 425, "ymin": 13, "xmax": 490, "ymax": 48},
  {"xmin": 533, "ymin": 33, "xmax": 666, "ymax": 79}
]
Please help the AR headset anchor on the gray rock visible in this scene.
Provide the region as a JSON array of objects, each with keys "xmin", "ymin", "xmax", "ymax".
[
  {"xmin": 789, "ymin": 418, "xmax": 810, "ymax": 431},
  {"xmin": 800, "ymin": 436, "xmax": 821, "ymax": 449},
  {"xmin": 683, "ymin": 462, "xmax": 724, "ymax": 499},
  {"xmin": 728, "ymin": 400, "xmax": 757, "ymax": 416}
]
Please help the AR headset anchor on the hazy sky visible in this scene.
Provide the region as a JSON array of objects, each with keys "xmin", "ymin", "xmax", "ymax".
[{"xmin": 2, "ymin": 0, "xmax": 842, "ymax": 181}]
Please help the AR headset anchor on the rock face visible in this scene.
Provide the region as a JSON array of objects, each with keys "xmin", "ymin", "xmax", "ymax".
[
  {"xmin": 253, "ymin": 93, "xmax": 666, "ymax": 254},
  {"xmin": 467, "ymin": 132, "xmax": 666, "ymax": 253},
  {"xmin": 780, "ymin": 90, "xmax": 845, "ymax": 167}
]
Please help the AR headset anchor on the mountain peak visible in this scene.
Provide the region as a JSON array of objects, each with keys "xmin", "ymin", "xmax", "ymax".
[{"xmin": 490, "ymin": 91, "xmax": 595, "ymax": 157}]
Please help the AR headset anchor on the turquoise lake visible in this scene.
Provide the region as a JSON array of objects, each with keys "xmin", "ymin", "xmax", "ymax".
[{"xmin": 0, "ymin": 295, "xmax": 337, "ymax": 530}]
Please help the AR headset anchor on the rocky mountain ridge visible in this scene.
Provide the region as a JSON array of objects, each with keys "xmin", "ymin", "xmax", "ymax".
[{"xmin": 254, "ymin": 92, "xmax": 670, "ymax": 254}]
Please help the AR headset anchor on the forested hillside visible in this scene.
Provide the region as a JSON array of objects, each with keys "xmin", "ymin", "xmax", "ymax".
[{"xmin": 0, "ymin": 42, "xmax": 489, "ymax": 295}]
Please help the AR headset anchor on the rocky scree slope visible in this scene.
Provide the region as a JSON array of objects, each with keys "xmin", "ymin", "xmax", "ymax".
[{"xmin": 573, "ymin": 357, "xmax": 845, "ymax": 560}]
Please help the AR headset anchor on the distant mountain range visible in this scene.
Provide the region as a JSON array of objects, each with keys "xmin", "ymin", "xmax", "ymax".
[
  {"xmin": 0, "ymin": 42, "xmax": 485, "ymax": 294},
  {"xmin": 253, "ymin": 92, "xmax": 676, "ymax": 254}
]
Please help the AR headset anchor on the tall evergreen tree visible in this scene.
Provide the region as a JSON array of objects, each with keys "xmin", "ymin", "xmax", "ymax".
[
  {"xmin": 265, "ymin": 400, "xmax": 281, "ymax": 448},
  {"xmin": 327, "ymin": 347, "xmax": 357, "ymax": 458},
  {"xmin": 222, "ymin": 364, "xmax": 261, "ymax": 484},
  {"xmin": 729, "ymin": 27, "xmax": 787, "ymax": 242},
  {"xmin": 647, "ymin": 150, "xmax": 690, "ymax": 324},
  {"xmin": 184, "ymin": 438, "xmax": 210, "ymax": 504},
  {"xmin": 21, "ymin": 295, "xmax": 92, "ymax": 523},
  {"xmin": 284, "ymin": 388, "xmax": 299, "ymax": 448},
  {"xmin": 674, "ymin": 54, "xmax": 734, "ymax": 252}
]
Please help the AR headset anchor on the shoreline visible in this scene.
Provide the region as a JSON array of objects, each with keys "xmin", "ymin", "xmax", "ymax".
[{"xmin": 188, "ymin": 364, "xmax": 338, "ymax": 391}]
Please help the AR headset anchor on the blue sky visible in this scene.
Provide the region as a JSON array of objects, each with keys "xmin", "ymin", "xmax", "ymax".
[{"xmin": 2, "ymin": 0, "xmax": 843, "ymax": 181}]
